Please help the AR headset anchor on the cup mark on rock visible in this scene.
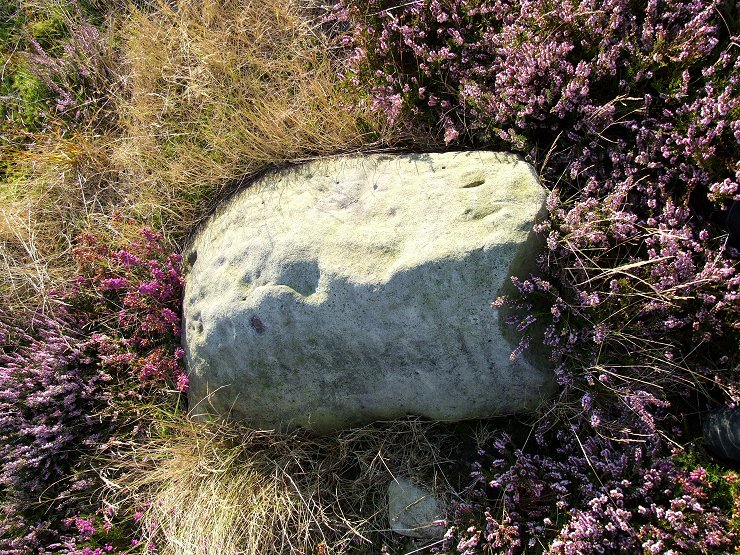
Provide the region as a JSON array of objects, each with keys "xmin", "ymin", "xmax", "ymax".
[
  {"xmin": 461, "ymin": 178, "xmax": 486, "ymax": 188},
  {"xmin": 250, "ymin": 315, "xmax": 266, "ymax": 334}
]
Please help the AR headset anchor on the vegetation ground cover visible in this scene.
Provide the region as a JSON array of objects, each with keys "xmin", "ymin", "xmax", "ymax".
[{"xmin": 1, "ymin": 0, "xmax": 738, "ymax": 553}]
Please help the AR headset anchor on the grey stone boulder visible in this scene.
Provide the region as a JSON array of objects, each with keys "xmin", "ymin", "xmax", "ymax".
[
  {"xmin": 183, "ymin": 151, "xmax": 556, "ymax": 432},
  {"xmin": 387, "ymin": 477, "xmax": 445, "ymax": 539}
]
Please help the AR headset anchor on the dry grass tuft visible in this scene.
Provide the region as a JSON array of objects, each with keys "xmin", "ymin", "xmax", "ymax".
[
  {"xmin": 0, "ymin": 130, "xmax": 125, "ymax": 312},
  {"xmin": 115, "ymin": 0, "xmax": 391, "ymax": 235},
  {"xmin": 105, "ymin": 411, "xmax": 472, "ymax": 555}
]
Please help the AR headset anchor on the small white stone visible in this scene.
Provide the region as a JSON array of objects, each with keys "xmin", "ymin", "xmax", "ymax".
[{"xmin": 387, "ymin": 477, "xmax": 445, "ymax": 539}]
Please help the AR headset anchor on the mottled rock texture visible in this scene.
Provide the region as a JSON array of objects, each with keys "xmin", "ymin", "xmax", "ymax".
[{"xmin": 183, "ymin": 151, "xmax": 555, "ymax": 432}]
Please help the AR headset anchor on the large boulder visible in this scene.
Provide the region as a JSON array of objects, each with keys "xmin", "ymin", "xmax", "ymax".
[{"xmin": 183, "ymin": 151, "xmax": 555, "ymax": 432}]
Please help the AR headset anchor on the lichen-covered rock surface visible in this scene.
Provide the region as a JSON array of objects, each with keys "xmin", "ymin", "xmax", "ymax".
[{"xmin": 183, "ymin": 151, "xmax": 555, "ymax": 432}]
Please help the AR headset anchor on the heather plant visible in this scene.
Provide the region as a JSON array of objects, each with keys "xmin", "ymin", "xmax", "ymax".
[
  {"xmin": 0, "ymin": 306, "xmax": 112, "ymax": 553},
  {"xmin": 23, "ymin": 16, "xmax": 120, "ymax": 128},
  {"xmin": 442, "ymin": 424, "xmax": 736, "ymax": 554},
  {"xmin": 0, "ymin": 225, "xmax": 186, "ymax": 552},
  {"xmin": 3, "ymin": 506, "xmax": 148, "ymax": 554},
  {"xmin": 0, "ymin": 1, "xmax": 124, "ymax": 316},
  {"xmin": 674, "ymin": 449, "xmax": 740, "ymax": 534},
  {"xmin": 0, "ymin": 3, "xmax": 60, "ymax": 138},
  {"xmin": 56, "ymin": 510, "xmax": 148, "ymax": 554},
  {"xmin": 0, "ymin": 1, "xmax": 117, "ymax": 140},
  {"xmin": 72, "ymin": 225, "xmax": 187, "ymax": 393}
]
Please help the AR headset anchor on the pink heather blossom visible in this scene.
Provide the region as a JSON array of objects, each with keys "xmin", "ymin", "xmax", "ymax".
[
  {"xmin": 689, "ymin": 467, "xmax": 707, "ymax": 483},
  {"xmin": 73, "ymin": 517, "xmax": 96, "ymax": 538},
  {"xmin": 100, "ymin": 277, "xmax": 129, "ymax": 291},
  {"xmin": 443, "ymin": 124, "xmax": 460, "ymax": 144}
]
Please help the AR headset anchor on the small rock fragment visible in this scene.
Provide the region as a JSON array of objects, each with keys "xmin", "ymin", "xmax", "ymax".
[
  {"xmin": 387, "ymin": 477, "xmax": 445, "ymax": 539},
  {"xmin": 703, "ymin": 407, "xmax": 740, "ymax": 462}
]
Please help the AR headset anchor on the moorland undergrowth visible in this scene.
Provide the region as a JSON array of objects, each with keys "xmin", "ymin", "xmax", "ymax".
[{"xmin": 1, "ymin": 0, "xmax": 738, "ymax": 553}]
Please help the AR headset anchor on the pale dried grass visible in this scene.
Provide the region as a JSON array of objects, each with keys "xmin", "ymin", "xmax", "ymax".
[
  {"xmin": 114, "ymin": 0, "xmax": 391, "ymax": 235},
  {"xmin": 0, "ymin": 130, "xmax": 127, "ymax": 313},
  {"xmin": 105, "ymin": 412, "xmax": 473, "ymax": 555}
]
